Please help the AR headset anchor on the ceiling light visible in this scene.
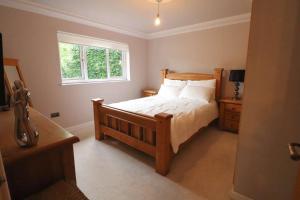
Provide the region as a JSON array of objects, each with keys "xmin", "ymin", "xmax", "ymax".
[
  {"xmin": 148, "ymin": 0, "xmax": 172, "ymax": 3},
  {"xmin": 154, "ymin": 0, "xmax": 162, "ymax": 26},
  {"xmin": 155, "ymin": 14, "xmax": 161, "ymax": 26}
]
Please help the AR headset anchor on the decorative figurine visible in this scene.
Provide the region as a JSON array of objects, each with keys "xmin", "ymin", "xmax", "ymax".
[{"xmin": 12, "ymin": 80, "xmax": 39, "ymax": 147}]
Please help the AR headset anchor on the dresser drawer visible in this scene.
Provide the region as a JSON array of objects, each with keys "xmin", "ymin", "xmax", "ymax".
[
  {"xmin": 219, "ymin": 98, "xmax": 242, "ymax": 133},
  {"xmin": 224, "ymin": 103, "xmax": 241, "ymax": 112},
  {"xmin": 225, "ymin": 112, "xmax": 240, "ymax": 121},
  {"xmin": 224, "ymin": 120, "xmax": 239, "ymax": 132}
]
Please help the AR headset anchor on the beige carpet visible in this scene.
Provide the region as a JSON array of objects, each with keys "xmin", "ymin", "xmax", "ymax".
[{"xmin": 72, "ymin": 125, "xmax": 237, "ymax": 200}]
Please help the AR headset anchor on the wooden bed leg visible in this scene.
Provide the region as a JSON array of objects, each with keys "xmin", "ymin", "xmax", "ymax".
[
  {"xmin": 154, "ymin": 113, "xmax": 173, "ymax": 175},
  {"xmin": 92, "ymin": 98, "xmax": 104, "ymax": 141}
]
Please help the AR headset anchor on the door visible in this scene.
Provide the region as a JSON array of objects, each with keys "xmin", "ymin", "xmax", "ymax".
[
  {"xmin": 289, "ymin": 144, "xmax": 300, "ymax": 199},
  {"xmin": 0, "ymin": 152, "xmax": 10, "ymax": 200},
  {"xmin": 232, "ymin": 0, "xmax": 300, "ymax": 199}
]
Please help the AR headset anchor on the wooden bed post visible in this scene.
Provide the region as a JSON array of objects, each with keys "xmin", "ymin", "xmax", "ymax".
[
  {"xmin": 92, "ymin": 98, "xmax": 104, "ymax": 140},
  {"xmin": 154, "ymin": 113, "xmax": 173, "ymax": 175},
  {"xmin": 214, "ymin": 68, "xmax": 224, "ymax": 101},
  {"xmin": 160, "ymin": 69, "xmax": 169, "ymax": 84}
]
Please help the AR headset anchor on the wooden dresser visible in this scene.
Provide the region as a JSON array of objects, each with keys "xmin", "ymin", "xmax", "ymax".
[
  {"xmin": 0, "ymin": 108, "xmax": 79, "ymax": 199},
  {"xmin": 219, "ymin": 98, "xmax": 242, "ymax": 133}
]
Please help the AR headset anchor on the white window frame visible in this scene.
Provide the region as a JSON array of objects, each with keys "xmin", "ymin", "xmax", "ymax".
[{"xmin": 57, "ymin": 31, "xmax": 130, "ymax": 85}]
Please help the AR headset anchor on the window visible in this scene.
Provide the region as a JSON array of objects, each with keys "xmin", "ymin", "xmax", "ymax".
[{"xmin": 57, "ymin": 32, "xmax": 130, "ymax": 84}]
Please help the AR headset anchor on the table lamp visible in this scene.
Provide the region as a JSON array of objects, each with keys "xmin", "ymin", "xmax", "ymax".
[{"xmin": 229, "ymin": 70, "xmax": 245, "ymax": 100}]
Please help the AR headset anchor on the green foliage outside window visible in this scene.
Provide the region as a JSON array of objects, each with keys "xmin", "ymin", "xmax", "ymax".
[
  {"xmin": 59, "ymin": 42, "xmax": 125, "ymax": 80},
  {"xmin": 109, "ymin": 49, "xmax": 122, "ymax": 77},
  {"xmin": 86, "ymin": 47, "xmax": 107, "ymax": 79},
  {"xmin": 59, "ymin": 43, "xmax": 82, "ymax": 79}
]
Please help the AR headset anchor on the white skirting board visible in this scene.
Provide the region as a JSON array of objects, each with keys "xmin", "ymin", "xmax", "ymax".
[
  {"xmin": 229, "ymin": 188, "xmax": 254, "ymax": 200},
  {"xmin": 66, "ymin": 121, "xmax": 94, "ymax": 133}
]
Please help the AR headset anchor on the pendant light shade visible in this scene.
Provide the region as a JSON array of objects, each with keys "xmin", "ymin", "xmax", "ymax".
[
  {"xmin": 155, "ymin": 14, "xmax": 161, "ymax": 26},
  {"xmin": 154, "ymin": 0, "xmax": 162, "ymax": 26}
]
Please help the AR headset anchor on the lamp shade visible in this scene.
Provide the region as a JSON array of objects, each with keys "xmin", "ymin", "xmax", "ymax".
[{"xmin": 229, "ymin": 70, "xmax": 245, "ymax": 82}]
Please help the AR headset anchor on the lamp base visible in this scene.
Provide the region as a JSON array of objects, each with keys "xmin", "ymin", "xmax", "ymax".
[{"xmin": 233, "ymin": 82, "xmax": 240, "ymax": 100}]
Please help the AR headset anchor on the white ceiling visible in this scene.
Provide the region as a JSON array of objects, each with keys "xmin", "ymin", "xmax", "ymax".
[{"xmin": 24, "ymin": 0, "xmax": 252, "ymax": 34}]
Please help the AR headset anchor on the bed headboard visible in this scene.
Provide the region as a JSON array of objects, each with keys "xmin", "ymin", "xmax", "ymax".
[{"xmin": 160, "ymin": 68, "xmax": 224, "ymax": 101}]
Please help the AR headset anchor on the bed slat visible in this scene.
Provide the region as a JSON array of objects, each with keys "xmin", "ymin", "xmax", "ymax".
[
  {"xmin": 101, "ymin": 125, "xmax": 156, "ymax": 157},
  {"xmin": 120, "ymin": 120, "xmax": 129, "ymax": 134},
  {"xmin": 131, "ymin": 125, "xmax": 140, "ymax": 139},
  {"xmin": 145, "ymin": 129, "xmax": 155, "ymax": 145}
]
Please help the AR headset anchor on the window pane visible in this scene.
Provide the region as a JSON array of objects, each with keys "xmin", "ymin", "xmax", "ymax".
[
  {"xmin": 109, "ymin": 49, "xmax": 123, "ymax": 77},
  {"xmin": 86, "ymin": 47, "xmax": 107, "ymax": 79},
  {"xmin": 59, "ymin": 43, "xmax": 82, "ymax": 79}
]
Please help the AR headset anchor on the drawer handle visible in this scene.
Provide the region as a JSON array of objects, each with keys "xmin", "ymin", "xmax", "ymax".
[{"xmin": 0, "ymin": 176, "xmax": 6, "ymax": 187}]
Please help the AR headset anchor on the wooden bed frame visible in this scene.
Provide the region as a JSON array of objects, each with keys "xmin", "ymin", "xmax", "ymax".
[{"xmin": 92, "ymin": 68, "xmax": 223, "ymax": 175}]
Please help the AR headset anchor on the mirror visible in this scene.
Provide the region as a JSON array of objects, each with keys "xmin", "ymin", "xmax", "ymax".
[
  {"xmin": 5, "ymin": 65, "xmax": 21, "ymax": 88},
  {"xmin": 3, "ymin": 58, "xmax": 32, "ymax": 106}
]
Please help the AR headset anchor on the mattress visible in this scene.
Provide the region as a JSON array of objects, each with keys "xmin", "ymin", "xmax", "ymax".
[{"xmin": 109, "ymin": 96, "xmax": 219, "ymax": 153}]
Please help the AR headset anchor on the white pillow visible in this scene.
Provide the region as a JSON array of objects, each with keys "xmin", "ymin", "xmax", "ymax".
[
  {"xmin": 179, "ymin": 85, "xmax": 214, "ymax": 103},
  {"xmin": 187, "ymin": 79, "xmax": 216, "ymax": 88},
  {"xmin": 164, "ymin": 79, "xmax": 187, "ymax": 87},
  {"xmin": 158, "ymin": 84, "xmax": 183, "ymax": 98},
  {"xmin": 187, "ymin": 79, "xmax": 216, "ymax": 100}
]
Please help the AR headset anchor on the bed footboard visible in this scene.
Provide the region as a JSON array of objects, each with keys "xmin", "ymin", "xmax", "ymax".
[{"xmin": 92, "ymin": 98, "xmax": 173, "ymax": 175}]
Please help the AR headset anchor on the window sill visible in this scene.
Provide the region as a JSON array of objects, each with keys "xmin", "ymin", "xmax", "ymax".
[{"xmin": 60, "ymin": 79, "xmax": 130, "ymax": 86}]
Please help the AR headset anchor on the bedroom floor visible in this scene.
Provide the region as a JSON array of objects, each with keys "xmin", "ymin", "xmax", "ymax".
[{"xmin": 72, "ymin": 125, "xmax": 237, "ymax": 200}]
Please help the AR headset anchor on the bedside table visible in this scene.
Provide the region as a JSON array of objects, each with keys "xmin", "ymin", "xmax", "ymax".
[
  {"xmin": 142, "ymin": 89, "xmax": 158, "ymax": 97},
  {"xmin": 219, "ymin": 98, "xmax": 242, "ymax": 133}
]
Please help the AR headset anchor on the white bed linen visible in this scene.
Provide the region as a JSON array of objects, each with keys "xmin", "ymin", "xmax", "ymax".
[{"xmin": 109, "ymin": 96, "xmax": 219, "ymax": 153}]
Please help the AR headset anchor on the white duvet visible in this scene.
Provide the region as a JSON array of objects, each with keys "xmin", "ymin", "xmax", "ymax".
[{"xmin": 109, "ymin": 96, "xmax": 218, "ymax": 153}]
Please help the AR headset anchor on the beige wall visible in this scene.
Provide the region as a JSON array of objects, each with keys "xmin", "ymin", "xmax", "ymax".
[
  {"xmin": 234, "ymin": 0, "xmax": 300, "ymax": 199},
  {"xmin": 147, "ymin": 22, "xmax": 250, "ymax": 97},
  {"xmin": 0, "ymin": 6, "xmax": 148, "ymax": 127},
  {"xmin": 0, "ymin": 5, "xmax": 251, "ymax": 128}
]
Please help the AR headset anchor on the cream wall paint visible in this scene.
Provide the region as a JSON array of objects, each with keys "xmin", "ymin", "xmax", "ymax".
[
  {"xmin": 147, "ymin": 22, "xmax": 250, "ymax": 98},
  {"xmin": 0, "ymin": 5, "xmax": 250, "ymax": 128},
  {"xmin": 234, "ymin": 0, "xmax": 300, "ymax": 199},
  {"xmin": 0, "ymin": 5, "xmax": 148, "ymax": 127}
]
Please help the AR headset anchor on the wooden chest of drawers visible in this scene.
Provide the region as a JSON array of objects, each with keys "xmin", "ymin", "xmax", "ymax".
[
  {"xmin": 0, "ymin": 108, "xmax": 79, "ymax": 199},
  {"xmin": 219, "ymin": 98, "xmax": 242, "ymax": 133}
]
